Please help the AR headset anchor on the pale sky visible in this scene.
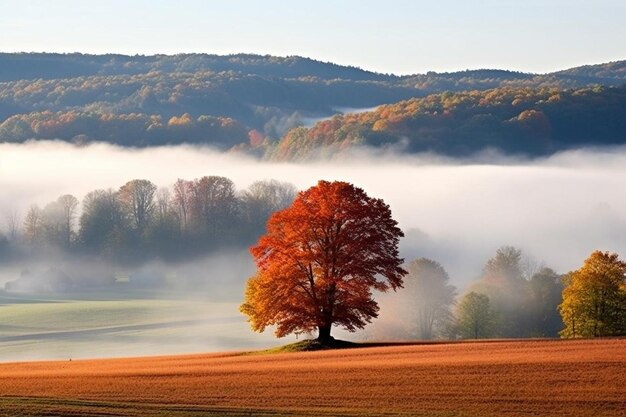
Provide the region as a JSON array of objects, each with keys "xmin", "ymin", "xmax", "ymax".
[{"xmin": 1, "ymin": 0, "xmax": 624, "ymax": 75}]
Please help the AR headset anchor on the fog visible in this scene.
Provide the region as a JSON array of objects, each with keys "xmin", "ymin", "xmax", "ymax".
[
  {"xmin": 3, "ymin": 141, "xmax": 626, "ymax": 285},
  {"xmin": 1, "ymin": 140, "xmax": 626, "ymax": 358}
]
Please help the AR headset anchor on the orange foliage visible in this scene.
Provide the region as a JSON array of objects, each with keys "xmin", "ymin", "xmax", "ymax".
[
  {"xmin": 167, "ymin": 113, "xmax": 194, "ymax": 127},
  {"xmin": 241, "ymin": 181, "xmax": 406, "ymax": 340},
  {"xmin": 248, "ymin": 129, "xmax": 265, "ymax": 147}
]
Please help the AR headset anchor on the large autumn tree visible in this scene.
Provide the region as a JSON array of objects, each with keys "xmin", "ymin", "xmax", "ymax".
[
  {"xmin": 559, "ymin": 251, "xmax": 626, "ymax": 338},
  {"xmin": 240, "ymin": 180, "xmax": 406, "ymax": 341}
]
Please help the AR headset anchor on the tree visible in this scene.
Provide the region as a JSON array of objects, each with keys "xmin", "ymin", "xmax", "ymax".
[
  {"xmin": 559, "ymin": 251, "xmax": 626, "ymax": 338},
  {"xmin": 79, "ymin": 189, "xmax": 126, "ymax": 256},
  {"xmin": 456, "ymin": 292, "xmax": 495, "ymax": 339},
  {"xmin": 118, "ymin": 179, "xmax": 157, "ymax": 232},
  {"xmin": 528, "ymin": 267, "xmax": 563, "ymax": 337},
  {"xmin": 483, "ymin": 246, "xmax": 524, "ymax": 285},
  {"xmin": 41, "ymin": 200, "xmax": 65, "ymax": 246},
  {"xmin": 187, "ymin": 176, "xmax": 238, "ymax": 237},
  {"xmin": 403, "ymin": 258, "xmax": 456, "ymax": 339},
  {"xmin": 57, "ymin": 194, "xmax": 79, "ymax": 247},
  {"xmin": 470, "ymin": 246, "xmax": 531, "ymax": 337},
  {"xmin": 3, "ymin": 209, "xmax": 20, "ymax": 242},
  {"xmin": 172, "ymin": 179, "xmax": 191, "ymax": 232},
  {"xmin": 240, "ymin": 180, "xmax": 296, "ymax": 235},
  {"xmin": 39, "ymin": 195, "xmax": 79, "ymax": 248},
  {"xmin": 240, "ymin": 180, "xmax": 406, "ymax": 341},
  {"xmin": 23, "ymin": 205, "xmax": 43, "ymax": 245}
]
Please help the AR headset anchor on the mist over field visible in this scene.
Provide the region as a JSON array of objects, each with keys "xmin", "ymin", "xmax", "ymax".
[
  {"xmin": 1, "ymin": 141, "xmax": 626, "ymax": 359},
  {"xmin": 2, "ymin": 140, "xmax": 626, "ymax": 283}
]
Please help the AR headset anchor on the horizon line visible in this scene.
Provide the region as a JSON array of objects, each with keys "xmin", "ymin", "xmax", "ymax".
[{"xmin": 2, "ymin": 50, "xmax": 624, "ymax": 78}]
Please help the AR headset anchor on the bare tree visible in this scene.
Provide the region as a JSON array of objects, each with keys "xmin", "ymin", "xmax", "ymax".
[
  {"xmin": 173, "ymin": 179, "xmax": 190, "ymax": 232},
  {"xmin": 57, "ymin": 194, "xmax": 79, "ymax": 246},
  {"xmin": 23, "ymin": 205, "xmax": 43, "ymax": 244},
  {"xmin": 4, "ymin": 209, "xmax": 21, "ymax": 242},
  {"xmin": 156, "ymin": 187, "xmax": 171, "ymax": 220},
  {"xmin": 188, "ymin": 176, "xmax": 237, "ymax": 235},
  {"xmin": 240, "ymin": 180, "xmax": 296, "ymax": 229}
]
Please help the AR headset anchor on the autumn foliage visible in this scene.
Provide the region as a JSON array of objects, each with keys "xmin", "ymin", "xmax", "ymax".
[
  {"xmin": 559, "ymin": 251, "xmax": 626, "ymax": 338},
  {"xmin": 241, "ymin": 180, "xmax": 406, "ymax": 340}
]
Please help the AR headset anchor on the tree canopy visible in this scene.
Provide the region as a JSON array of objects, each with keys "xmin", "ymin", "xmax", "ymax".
[
  {"xmin": 456, "ymin": 292, "xmax": 496, "ymax": 339},
  {"xmin": 559, "ymin": 251, "xmax": 626, "ymax": 338},
  {"xmin": 402, "ymin": 258, "xmax": 456, "ymax": 339},
  {"xmin": 241, "ymin": 180, "xmax": 406, "ymax": 341},
  {"xmin": 0, "ymin": 176, "xmax": 296, "ymax": 267}
]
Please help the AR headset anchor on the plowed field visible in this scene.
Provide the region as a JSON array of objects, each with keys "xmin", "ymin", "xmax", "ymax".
[{"xmin": 0, "ymin": 338, "xmax": 624, "ymax": 416}]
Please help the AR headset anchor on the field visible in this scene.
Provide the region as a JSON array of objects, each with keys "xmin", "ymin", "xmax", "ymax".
[
  {"xmin": 0, "ymin": 291, "xmax": 280, "ymax": 362},
  {"xmin": 0, "ymin": 338, "xmax": 624, "ymax": 417}
]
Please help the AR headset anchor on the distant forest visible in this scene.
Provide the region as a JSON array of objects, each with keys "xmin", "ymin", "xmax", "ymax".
[
  {"xmin": 1, "ymin": 53, "xmax": 626, "ymax": 157},
  {"xmin": 0, "ymin": 177, "xmax": 296, "ymax": 265}
]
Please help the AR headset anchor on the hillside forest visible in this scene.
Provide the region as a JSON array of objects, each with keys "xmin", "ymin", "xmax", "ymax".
[{"xmin": 1, "ymin": 53, "xmax": 625, "ymax": 158}]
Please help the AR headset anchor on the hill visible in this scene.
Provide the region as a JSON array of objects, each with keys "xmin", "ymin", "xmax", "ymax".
[
  {"xmin": 267, "ymin": 85, "xmax": 626, "ymax": 159},
  {"xmin": 0, "ymin": 53, "xmax": 625, "ymax": 155},
  {"xmin": 0, "ymin": 338, "xmax": 624, "ymax": 416}
]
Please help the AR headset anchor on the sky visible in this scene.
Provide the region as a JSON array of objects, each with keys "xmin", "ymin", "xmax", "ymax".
[{"xmin": 0, "ymin": 0, "xmax": 624, "ymax": 75}]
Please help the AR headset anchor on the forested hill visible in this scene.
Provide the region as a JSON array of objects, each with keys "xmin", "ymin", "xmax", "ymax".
[
  {"xmin": 0, "ymin": 53, "xmax": 625, "ymax": 156},
  {"xmin": 266, "ymin": 85, "xmax": 626, "ymax": 159},
  {"xmin": 0, "ymin": 53, "xmax": 388, "ymax": 82}
]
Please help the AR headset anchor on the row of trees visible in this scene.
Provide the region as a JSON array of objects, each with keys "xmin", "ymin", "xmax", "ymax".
[
  {"xmin": 2, "ymin": 177, "xmax": 296, "ymax": 264},
  {"xmin": 240, "ymin": 181, "xmax": 625, "ymax": 342},
  {"xmin": 391, "ymin": 248, "xmax": 563, "ymax": 340},
  {"xmin": 0, "ymin": 63, "xmax": 416, "ymax": 140},
  {"xmin": 0, "ymin": 111, "xmax": 250, "ymax": 148},
  {"xmin": 391, "ymin": 247, "xmax": 625, "ymax": 340},
  {"xmin": 4, "ymin": 179, "xmax": 624, "ymax": 340}
]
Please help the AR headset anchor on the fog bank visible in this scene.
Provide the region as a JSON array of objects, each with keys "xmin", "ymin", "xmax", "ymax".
[{"xmin": 3, "ymin": 141, "xmax": 626, "ymax": 287}]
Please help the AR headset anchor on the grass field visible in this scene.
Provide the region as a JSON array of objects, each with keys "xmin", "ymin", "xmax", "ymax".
[
  {"xmin": 0, "ymin": 291, "xmax": 281, "ymax": 361},
  {"xmin": 0, "ymin": 338, "xmax": 624, "ymax": 416}
]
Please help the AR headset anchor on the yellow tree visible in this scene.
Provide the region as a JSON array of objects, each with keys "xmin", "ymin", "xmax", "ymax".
[{"xmin": 559, "ymin": 251, "xmax": 626, "ymax": 338}]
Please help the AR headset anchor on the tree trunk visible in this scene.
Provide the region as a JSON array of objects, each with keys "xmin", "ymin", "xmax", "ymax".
[{"xmin": 317, "ymin": 325, "xmax": 333, "ymax": 342}]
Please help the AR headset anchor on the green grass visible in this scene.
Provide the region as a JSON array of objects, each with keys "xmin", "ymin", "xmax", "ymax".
[
  {"xmin": 0, "ymin": 293, "xmax": 279, "ymax": 362},
  {"xmin": 258, "ymin": 338, "xmax": 363, "ymax": 354}
]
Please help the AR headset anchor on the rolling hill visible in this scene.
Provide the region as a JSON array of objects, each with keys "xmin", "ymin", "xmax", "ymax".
[{"xmin": 0, "ymin": 53, "xmax": 625, "ymax": 157}]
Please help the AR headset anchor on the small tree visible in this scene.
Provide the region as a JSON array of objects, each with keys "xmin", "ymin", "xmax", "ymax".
[
  {"xmin": 559, "ymin": 251, "xmax": 626, "ymax": 338},
  {"xmin": 241, "ymin": 180, "xmax": 406, "ymax": 342},
  {"xmin": 456, "ymin": 292, "xmax": 495, "ymax": 339},
  {"xmin": 528, "ymin": 267, "xmax": 563, "ymax": 337}
]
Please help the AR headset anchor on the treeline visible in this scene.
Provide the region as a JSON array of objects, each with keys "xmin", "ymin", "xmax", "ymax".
[
  {"xmin": 0, "ymin": 53, "xmax": 387, "ymax": 82},
  {"xmin": 384, "ymin": 247, "xmax": 563, "ymax": 339},
  {"xmin": 268, "ymin": 85, "xmax": 626, "ymax": 159},
  {"xmin": 0, "ymin": 177, "xmax": 296, "ymax": 264},
  {"xmin": 0, "ymin": 111, "xmax": 250, "ymax": 148},
  {"xmin": 384, "ymin": 246, "xmax": 626, "ymax": 339},
  {"xmin": 0, "ymin": 65, "xmax": 418, "ymax": 140}
]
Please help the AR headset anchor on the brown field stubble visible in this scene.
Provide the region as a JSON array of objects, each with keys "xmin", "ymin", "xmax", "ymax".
[{"xmin": 0, "ymin": 339, "xmax": 624, "ymax": 416}]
